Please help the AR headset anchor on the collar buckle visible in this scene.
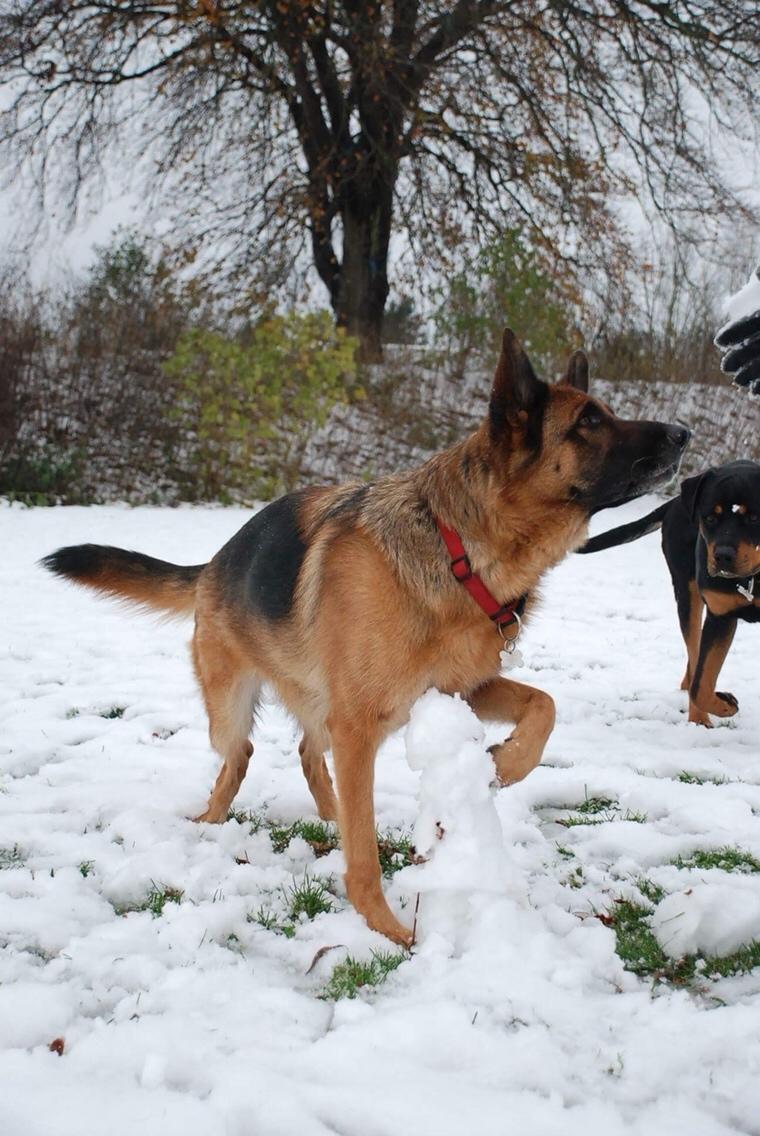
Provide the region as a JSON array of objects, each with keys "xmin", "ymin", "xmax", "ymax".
[{"xmin": 450, "ymin": 553, "xmax": 473, "ymax": 582}]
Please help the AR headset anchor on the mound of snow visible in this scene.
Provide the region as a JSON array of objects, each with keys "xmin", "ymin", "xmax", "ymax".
[
  {"xmin": 397, "ymin": 690, "xmax": 510, "ymax": 952},
  {"xmin": 651, "ymin": 881, "xmax": 760, "ymax": 960}
]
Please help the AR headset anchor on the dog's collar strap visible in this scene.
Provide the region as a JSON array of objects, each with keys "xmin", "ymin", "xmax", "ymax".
[{"xmin": 435, "ymin": 519, "xmax": 526, "ymax": 635}]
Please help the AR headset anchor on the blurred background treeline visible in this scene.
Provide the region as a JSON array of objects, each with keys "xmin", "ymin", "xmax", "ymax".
[
  {"xmin": 2, "ymin": 226, "xmax": 756, "ymax": 506},
  {"xmin": 1, "ymin": 2, "xmax": 759, "ymax": 505}
]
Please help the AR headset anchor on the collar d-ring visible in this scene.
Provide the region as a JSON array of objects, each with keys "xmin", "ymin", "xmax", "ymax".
[{"xmin": 499, "ymin": 610, "xmax": 522, "ymax": 653}]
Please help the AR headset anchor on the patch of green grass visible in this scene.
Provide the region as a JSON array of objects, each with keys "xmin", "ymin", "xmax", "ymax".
[
  {"xmin": 65, "ymin": 704, "xmax": 125, "ymax": 720},
  {"xmin": 555, "ymin": 843, "xmax": 576, "ymax": 860},
  {"xmin": 558, "ymin": 813, "xmax": 608, "ymax": 828},
  {"xmin": 564, "ymin": 865, "xmax": 585, "ymax": 889},
  {"xmin": 113, "ymin": 883, "xmax": 184, "ymax": 917},
  {"xmin": 229, "ymin": 810, "xmax": 340, "ymax": 855},
  {"xmin": 225, "ymin": 932, "xmax": 244, "ymax": 955},
  {"xmin": 606, "ymin": 897, "xmax": 760, "ymax": 987},
  {"xmin": 322, "ymin": 949, "xmax": 407, "ymax": 1000},
  {"xmin": 558, "ymin": 807, "xmax": 647, "ymax": 829},
  {"xmin": 636, "ymin": 878, "xmax": 665, "ymax": 905},
  {"xmin": 229, "ymin": 810, "xmax": 413, "ymax": 874},
  {"xmin": 247, "ymin": 906, "xmax": 296, "ymax": 938},
  {"xmin": 701, "ymin": 942, "xmax": 760, "ymax": 979},
  {"xmin": 298, "ymin": 820, "xmax": 340, "ymax": 856},
  {"xmin": 606, "ymin": 899, "xmax": 697, "ymax": 985},
  {"xmin": 269, "ymin": 820, "xmax": 303, "ymax": 854},
  {"xmin": 677, "ymin": 771, "xmax": 728, "ymax": 786},
  {"xmin": 269, "ymin": 817, "xmax": 341, "ymax": 856},
  {"xmin": 673, "ymin": 846, "xmax": 760, "ymax": 874},
  {"xmin": 0, "ymin": 845, "xmax": 24, "ymax": 869},
  {"xmin": 577, "ymin": 795, "xmax": 617, "ymax": 815},
  {"xmin": 377, "ymin": 827, "xmax": 416, "ymax": 878},
  {"xmin": 286, "ymin": 873, "xmax": 334, "ymax": 920},
  {"xmin": 143, "ymin": 884, "xmax": 184, "ymax": 916},
  {"xmin": 100, "ymin": 706, "xmax": 126, "ymax": 720},
  {"xmin": 555, "ymin": 789, "xmax": 647, "ymax": 829},
  {"xmin": 78, "ymin": 860, "xmax": 94, "ymax": 878},
  {"xmin": 227, "ymin": 807, "xmax": 267, "ymax": 833}
]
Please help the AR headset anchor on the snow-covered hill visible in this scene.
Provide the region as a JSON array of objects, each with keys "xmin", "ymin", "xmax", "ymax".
[{"xmin": 1, "ymin": 501, "xmax": 759, "ymax": 1134}]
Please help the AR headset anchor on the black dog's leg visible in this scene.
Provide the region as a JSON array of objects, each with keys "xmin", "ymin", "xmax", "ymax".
[
  {"xmin": 689, "ymin": 612, "xmax": 738, "ymax": 726},
  {"xmin": 674, "ymin": 578, "xmax": 704, "ymax": 691},
  {"xmin": 661, "ymin": 504, "xmax": 702, "ymax": 692}
]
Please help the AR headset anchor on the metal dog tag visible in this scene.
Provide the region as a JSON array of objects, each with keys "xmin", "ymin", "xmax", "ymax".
[
  {"xmin": 500, "ymin": 646, "xmax": 524, "ymax": 670},
  {"xmin": 736, "ymin": 576, "xmax": 755, "ymax": 602}
]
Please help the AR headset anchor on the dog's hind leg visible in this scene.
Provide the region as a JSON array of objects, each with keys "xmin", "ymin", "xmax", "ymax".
[
  {"xmin": 467, "ymin": 677, "xmax": 556, "ymax": 785},
  {"xmin": 192, "ymin": 629, "xmax": 261, "ymax": 823},
  {"xmin": 298, "ymin": 733, "xmax": 339, "ymax": 821},
  {"xmin": 329, "ymin": 715, "xmax": 413, "ymax": 947}
]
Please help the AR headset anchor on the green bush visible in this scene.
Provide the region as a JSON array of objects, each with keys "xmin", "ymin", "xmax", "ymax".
[
  {"xmin": 164, "ymin": 310, "xmax": 357, "ymax": 502},
  {"xmin": 0, "ymin": 450, "xmax": 85, "ymax": 506},
  {"xmin": 435, "ymin": 230, "xmax": 579, "ymax": 377},
  {"xmin": 0, "ymin": 232, "xmax": 197, "ymax": 504}
]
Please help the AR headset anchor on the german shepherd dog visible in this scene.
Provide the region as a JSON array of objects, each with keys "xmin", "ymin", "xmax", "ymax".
[
  {"xmin": 580, "ymin": 460, "xmax": 760, "ymax": 727},
  {"xmin": 43, "ymin": 330, "xmax": 689, "ymax": 944}
]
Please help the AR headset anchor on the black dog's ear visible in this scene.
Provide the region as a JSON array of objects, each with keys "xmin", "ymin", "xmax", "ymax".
[
  {"xmin": 489, "ymin": 328, "xmax": 547, "ymax": 438},
  {"xmin": 560, "ymin": 349, "xmax": 589, "ymax": 393},
  {"xmin": 680, "ymin": 470, "xmax": 713, "ymax": 520}
]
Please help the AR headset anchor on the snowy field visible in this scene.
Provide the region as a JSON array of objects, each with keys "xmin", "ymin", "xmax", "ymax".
[{"xmin": 1, "ymin": 500, "xmax": 760, "ymax": 1136}]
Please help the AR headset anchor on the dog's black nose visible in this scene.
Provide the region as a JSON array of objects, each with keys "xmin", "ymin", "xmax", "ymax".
[
  {"xmin": 714, "ymin": 545, "xmax": 736, "ymax": 571},
  {"xmin": 666, "ymin": 424, "xmax": 691, "ymax": 448}
]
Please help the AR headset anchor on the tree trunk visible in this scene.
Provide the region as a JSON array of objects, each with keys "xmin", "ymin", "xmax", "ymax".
[{"xmin": 335, "ymin": 186, "xmax": 393, "ymax": 363}]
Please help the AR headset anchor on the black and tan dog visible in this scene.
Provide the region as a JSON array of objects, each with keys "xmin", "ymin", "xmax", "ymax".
[
  {"xmin": 43, "ymin": 330, "xmax": 688, "ymax": 944},
  {"xmin": 581, "ymin": 460, "xmax": 760, "ymax": 727}
]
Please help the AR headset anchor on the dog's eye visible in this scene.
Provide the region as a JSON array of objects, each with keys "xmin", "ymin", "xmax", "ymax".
[
  {"xmin": 749, "ymin": 513, "xmax": 759, "ymax": 524},
  {"xmin": 578, "ymin": 409, "xmax": 601, "ymax": 428},
  {"xmin": 703, "ymin": 514, "xmax": 718, "ymax": 526}
]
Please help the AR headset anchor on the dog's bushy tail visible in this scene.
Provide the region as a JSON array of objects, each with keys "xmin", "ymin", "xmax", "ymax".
[
  {"xmin": 41, "ymin": 544, "xmax": 205, "ymax": 616},
  {"xmin": 578, "ymin": 501, "xmax": 672, "ymax": 554}
]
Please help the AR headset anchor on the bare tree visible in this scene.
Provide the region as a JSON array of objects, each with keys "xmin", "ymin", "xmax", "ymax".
[{"xmin": 2, "ymin": 1, "xmax": 758, "ymax": 358}]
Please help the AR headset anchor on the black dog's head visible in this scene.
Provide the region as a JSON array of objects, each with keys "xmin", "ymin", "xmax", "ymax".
[{"xmin": 681, "ymin": 460, "xmax": 760, "ymax": 579}]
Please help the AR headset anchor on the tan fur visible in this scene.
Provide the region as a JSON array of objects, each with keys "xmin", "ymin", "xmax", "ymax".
[{"xmin": 84, "ymin": 567, "xmax": 199, "ymax": 616}]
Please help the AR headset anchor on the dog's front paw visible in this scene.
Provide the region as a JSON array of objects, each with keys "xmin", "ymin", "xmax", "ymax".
[
  {"xmin": 688, "ymin": 704, "xmax": 713, "ymax": 727},
  {"xmin": 688, "ymin": 689, "xmax": 739, "ymax": 726},
  {"xmin": 192, "ymin": 806, "xmax": 227, "ymax": 824},
  {"xmin": 488, "ymin": 737, "xmax": 543, "ymax": 786},
  {"xmin": 713, "ymin": 690, "xmax": 739, "ymax": 716}
]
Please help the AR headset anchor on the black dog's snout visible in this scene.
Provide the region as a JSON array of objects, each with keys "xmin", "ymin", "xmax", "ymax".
[
  {"xmin": 666, "ymin": 424, "xmax": 691, "ymax": 449},
  {"xmin": 714, "ymin": 544, "xmax": 736, "ymax": 571}
]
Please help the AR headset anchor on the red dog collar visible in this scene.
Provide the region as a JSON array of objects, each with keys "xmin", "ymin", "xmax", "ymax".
[{"xmin": 435, "ymin": 519, "xmax": 525, "ymax": 636}]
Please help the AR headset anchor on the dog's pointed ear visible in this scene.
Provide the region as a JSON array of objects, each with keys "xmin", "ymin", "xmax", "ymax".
[
  {"xmin": 561, "ymin": 349, "xmax": 589, "ymax": 393},
  {"xmin": 680, "ymin": 470, "xmax": 712, "ymax": 520},
  {"xmin": 489, "ymin": 328, "xmax": 546, "ymax": 436}
]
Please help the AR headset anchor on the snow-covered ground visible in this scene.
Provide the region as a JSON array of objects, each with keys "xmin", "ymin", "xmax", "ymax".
[{"xmin": 1, "ymin": 500, "xmax": 759, "ymax": 1136}]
